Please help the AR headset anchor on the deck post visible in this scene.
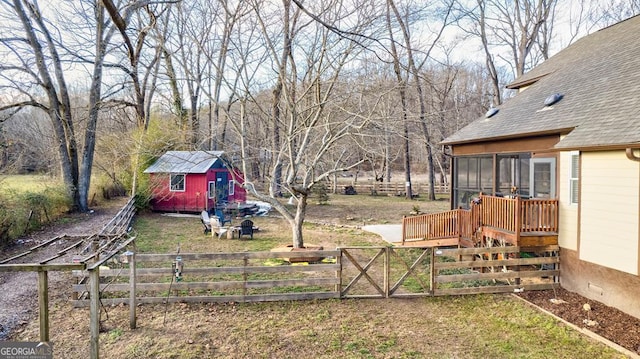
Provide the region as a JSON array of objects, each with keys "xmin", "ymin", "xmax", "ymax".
[
  {"xmin": 515, "ymin": 196, "xmax": 522, "ymax": 244},
  {"xmin": 514, "ymin": 197, "xmax": 522, "ymax": 285},
  {"xmin": 401, "ymin": 216, "xmax": 406, "ymax": 246}
]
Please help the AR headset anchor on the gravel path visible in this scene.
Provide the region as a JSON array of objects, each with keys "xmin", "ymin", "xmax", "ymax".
[{"xmin": 0, "ymin": 199, "xmax": 127, "ymax": 340}]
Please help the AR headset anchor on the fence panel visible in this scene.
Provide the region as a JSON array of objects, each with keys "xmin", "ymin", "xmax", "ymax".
[
  {"xmin": 334, "ymin": 182, "xmax": 449, "ymax": 196},
  {"xmin": 72, "ymin": 250, "xmax": 341, "ymax": 307},
  {"xmin": 432, "ymin": 246, "xmax": 559, "ymax": 296},
  {"xmin": 72, "ymin": 246, "xmax": 559, "ymax": 307}
]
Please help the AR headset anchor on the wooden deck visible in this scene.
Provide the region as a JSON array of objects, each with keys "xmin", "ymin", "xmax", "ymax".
[{"xmin": 401, "ymin": 194, "xmax": 558, "ymax": 248}]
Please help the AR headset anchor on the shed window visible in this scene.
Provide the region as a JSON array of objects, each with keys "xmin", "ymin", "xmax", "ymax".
[
  {"xmin": 208, "ymin": 181, "xmax": 215, "ymax": 199},
  {"xmin": 228, "ymin": 180, "xmax": 235, "ymax": 195},
  {"xmin": 170, "ymin": 174, "xmax": 185, "ymax": 192},
  {"xmin": 569, "ymin": 152, "xmax": 579, "ymax": 205}
]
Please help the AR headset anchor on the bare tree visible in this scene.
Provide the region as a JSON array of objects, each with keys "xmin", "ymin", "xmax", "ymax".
[
  {"xmin": 228, "ymin": 0, "xmax": 381, "ymax": 248},
  {"xmin": 587, "ymin": 0, "xmax": 640, "ymax": 27},
  {"xmin": 385, "ymin": 0, "xmax": 456, "ymax": 200},
  {"xmin": 457, "ymin": 0, "xmax": 558, "ymax": 104},
  {"xmin": 0, "ymin": 0, "xmax": 114, "ymax": 211}
]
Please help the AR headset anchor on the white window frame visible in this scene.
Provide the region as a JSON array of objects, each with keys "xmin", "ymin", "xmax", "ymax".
[
  {"xmin": 228, "ymin": 180, "xmax": 235, "ymax": 195},
  {"xmin": 208, "ymin": 181, "xmax": 216, "ymax": 199},
  {"xmin": 529, "ymin": 158, "xmax": 556, "ymax": 199},
  {"xmin": 170, "ymin": 173, "xmax": 186, "ymax": 192},
  {"xmin": 569, "ymin": 152, "xmax": 579, "ymax": 205}
]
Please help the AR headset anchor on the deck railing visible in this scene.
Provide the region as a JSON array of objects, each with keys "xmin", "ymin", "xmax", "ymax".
[
  {"xmin": 481, "ymin": 195, "xmax": 518, "ymax": 232},
  {"xmin": 402, "ymin": 209, "xmax": 460, "ymax": 242},
  {"xmin": 520, "ymin": 198, "xmax": 558, "ymax": 232},
  {"xmin": 401, "ymin": 194, "xmax": 559, "ymax": 245}
]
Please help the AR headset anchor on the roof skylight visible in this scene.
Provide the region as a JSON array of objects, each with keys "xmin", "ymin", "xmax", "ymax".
[
  {"xmin": 544, "ymin": 93, "xmax": 563, "ymax": 106},
  {"xmin": 485, "ymin": 107, "xmax": 499, "ymax": 118}
]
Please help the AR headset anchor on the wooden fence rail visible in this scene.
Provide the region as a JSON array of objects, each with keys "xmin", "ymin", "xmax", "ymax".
[
  {"xmin": 332, "ymin": 182, "xmax": 450, "ymax": 196},
  {"xmin": 72, "ymin": 250, "xmax": 342, "ymax": 308},
  {"xmin": 68, "ymin": 243, "xmax": 558, "ymax": 359},
  {"xmin": 73, "ymin": 245, "xmax": 559, "ymax": 306},
  {"xmin": 99, "ymin": 196, "xmax": 136, "ymax": 236}
]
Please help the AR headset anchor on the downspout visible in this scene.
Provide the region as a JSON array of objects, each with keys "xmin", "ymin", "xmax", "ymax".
[
  {"xmin": 625, "ymin": 148, "xmax": 640, "ymax": 162},
  {"xmin": 627, "ymin": 148, "xmax": 640, "ymax": 276}
]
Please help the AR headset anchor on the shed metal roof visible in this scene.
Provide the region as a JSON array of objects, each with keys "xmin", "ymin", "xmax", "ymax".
[
  {"xmin": 442, "ymin": 15, "xmax": 640, "ymax": 150},
  {"xmin": 143, "ymin": 151, "xmax": 225, "ymax": 174}
]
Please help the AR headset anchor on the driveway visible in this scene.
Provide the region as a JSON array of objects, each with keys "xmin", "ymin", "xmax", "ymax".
[{"xmin": 362, "ymin": 224, "xmax": 402, "ymax": 244}]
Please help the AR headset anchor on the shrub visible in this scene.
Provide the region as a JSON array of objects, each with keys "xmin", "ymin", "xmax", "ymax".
[
  {"xmin": 0, "ymin": 185, "xmax": 71, "ymax": 247},
  {"xmin": 311, "ymin": 183, "xmax": 330, "ymax": 205},
  {"xmin": 0, "ymin": 202, "xmax": 15, "ymax": 248}
]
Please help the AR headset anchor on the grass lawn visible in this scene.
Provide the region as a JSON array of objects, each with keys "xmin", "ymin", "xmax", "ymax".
[
  {"xmin": 14, "ymin": 194, "xmax": 626, "ymax": 358},
  {"xmin": 0, "ymin": 174, "xmax": 61, "ymax": 193}
]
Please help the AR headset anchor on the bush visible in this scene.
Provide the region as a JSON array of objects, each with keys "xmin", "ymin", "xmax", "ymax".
[
  {"xmin": 0, "ymin": 186, "xmax": 71, "ymax": 247},
  {"xmin": 312, "ymin": 183, "xmax": 330, "ymax": 205},
  {"xmin": 0, "ymin": 203, "xmax": 15, "ymax": 249}
]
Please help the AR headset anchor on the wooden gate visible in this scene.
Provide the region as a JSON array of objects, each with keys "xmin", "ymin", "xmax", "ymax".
[{"xmin": 339, "ymin": 246, "xmax": 559, "ymax": 298}]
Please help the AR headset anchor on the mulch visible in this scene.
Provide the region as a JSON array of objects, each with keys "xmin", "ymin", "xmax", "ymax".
[{"xmin": 518, "ymin": 287, "xmax": 640, "ymax": 356}]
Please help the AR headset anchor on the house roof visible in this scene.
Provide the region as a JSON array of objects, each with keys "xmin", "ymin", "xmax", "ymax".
[
  {"xmin": 143, "ymin": 151, "xmax": 225, "ymax": 174},
  {"xmin": 442, "ymin": 15, "xmax": 640, "ymax": 150}
]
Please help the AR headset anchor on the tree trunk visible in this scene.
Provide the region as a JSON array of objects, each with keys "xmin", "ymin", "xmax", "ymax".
[
  {"xmin": 14, "ymin": 0, "xmax": 81, "ymax": 210},
  {"xmin": 292, "ymin": 193, "xmax": 307, "ymax": 248},
  {"xmin": 386, "ymin": 2, "xmax": 412, "ymax": 200},
  {"xmin": 79, "ymin": 3, "xmax": 108, "ymax": 212}
]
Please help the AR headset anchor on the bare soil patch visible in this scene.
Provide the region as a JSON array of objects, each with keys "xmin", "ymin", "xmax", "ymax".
[
  {"xmin": 518, "ymin": 288, "xmax": 640, "ymax": 355},
  {"xmin": 0, "ymin": 198, "xmax": 128, "ymax": 340}
]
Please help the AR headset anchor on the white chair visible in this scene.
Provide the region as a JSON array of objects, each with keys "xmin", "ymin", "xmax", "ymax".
[{"xmin": 210, "ymin": 216, "xmax": 228, "ymax": 239}]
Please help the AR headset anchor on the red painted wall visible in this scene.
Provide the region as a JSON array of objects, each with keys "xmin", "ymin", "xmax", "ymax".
[{"xmin": 149, "ymin": 169, "xmax": 246, "ymax": 212}]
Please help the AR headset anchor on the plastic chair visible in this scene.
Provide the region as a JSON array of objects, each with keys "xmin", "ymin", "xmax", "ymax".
[{"xmin": 238, "ymin": 219, "xmax": 254, "ymax": 239}]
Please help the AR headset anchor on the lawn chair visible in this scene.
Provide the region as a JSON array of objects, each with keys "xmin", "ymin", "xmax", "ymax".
[
  {"xmin": 201, "ymin": 210, "xmax": 212, "ymax": 234},
  {"xmin": 215, "ymin": 208, "xmax": 232, "ymax": 226},
  {"xmin": 210, "ymin": 216, "xmax": 228, "ymax": 239},
  {"xmin": 238, "ymin": 219, "xmax": 254, "ymax": 239}
]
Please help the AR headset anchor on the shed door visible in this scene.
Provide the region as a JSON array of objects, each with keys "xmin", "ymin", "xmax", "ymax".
[{"xmin": 215, "ymin": 172, "xmax": 229, "ymax": 205}]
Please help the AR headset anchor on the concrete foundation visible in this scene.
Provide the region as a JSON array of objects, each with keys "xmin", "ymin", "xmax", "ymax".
[{"xmin": 560, "ymin": 248, "xmax": 640, "ymax": 319}]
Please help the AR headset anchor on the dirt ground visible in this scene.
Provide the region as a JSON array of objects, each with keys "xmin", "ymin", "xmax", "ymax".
[
  {"xmin": 0, "ymin": 198, "xmax": 128, "ymax": 340},
  {"xmin": 1, "ymin": 196, "xmax": 640, "ymax": 357},
  {"xmin": 517, "ymin": 288, "xmax": 640, "ymax": 355}
]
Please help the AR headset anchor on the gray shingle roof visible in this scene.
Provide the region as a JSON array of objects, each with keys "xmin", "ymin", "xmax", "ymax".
[
  {"xmin": 442, "ymin": 15, "xmax": 640, "ymax": 150},
  {"xmin": 143, "ymin": 151, "xmax": 225, "ymax": 174}
]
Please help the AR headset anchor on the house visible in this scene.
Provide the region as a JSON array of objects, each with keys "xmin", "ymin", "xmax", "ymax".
[
  {"xmin": 143, "ymin": 151, "xmax": 246, "ymax": 213},
  {"xmin": 439, "ymin": 15, "xmax": 640, "ymax": 318}
]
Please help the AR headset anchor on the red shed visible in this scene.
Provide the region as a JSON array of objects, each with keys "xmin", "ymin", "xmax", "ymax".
[{"xmin": 143, "ymin": 151, "xmax": 246, "ymax": 212}]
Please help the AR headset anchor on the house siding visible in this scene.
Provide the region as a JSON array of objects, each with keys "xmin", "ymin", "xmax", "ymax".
[
  {"xmin": 558, "ymin": 151, "xmax": 578, "ymax": 251},
  {"xmin": 579, "ymin": 151, "xmax": 639, "ymax": 275}
]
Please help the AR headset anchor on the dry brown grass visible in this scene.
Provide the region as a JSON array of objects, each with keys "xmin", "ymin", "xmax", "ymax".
[{"xmin": 10, "ymin": 194, "xmax": 626, "ymax": 358}]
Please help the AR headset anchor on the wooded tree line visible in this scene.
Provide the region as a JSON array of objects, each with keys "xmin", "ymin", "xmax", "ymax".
[{"xmin": 0, "ymin": 0, "xmax": 637, "ymax": 246}]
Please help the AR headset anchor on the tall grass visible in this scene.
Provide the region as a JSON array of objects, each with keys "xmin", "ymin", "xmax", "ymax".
[{"xmin": 0, "ymin": 175, "xmax": 71, "ymax": 247}]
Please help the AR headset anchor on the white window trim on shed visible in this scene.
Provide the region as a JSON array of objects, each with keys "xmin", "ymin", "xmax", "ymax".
[{"xmin": 170, "ymin": 173, "xmax": 186, "ymax": 192}]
